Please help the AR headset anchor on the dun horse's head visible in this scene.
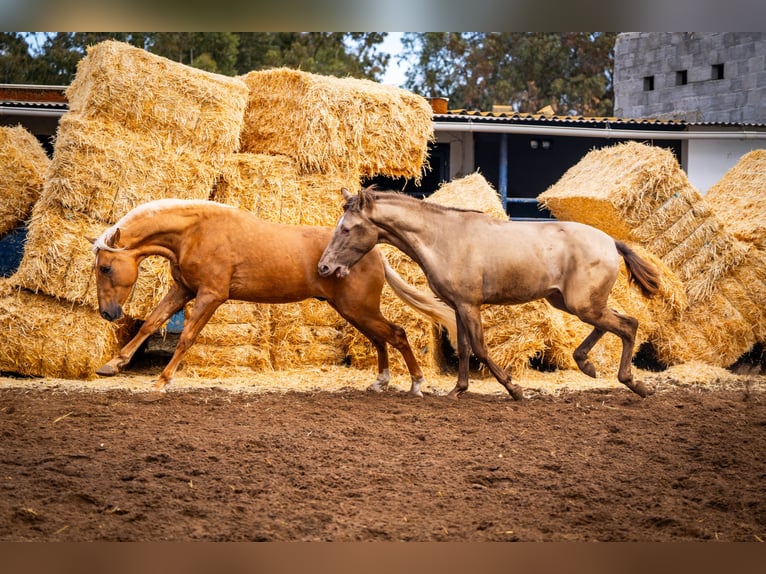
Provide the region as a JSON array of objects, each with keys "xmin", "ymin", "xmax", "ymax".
[
  {"xmin": 89, "ymin": 227, "xmax": 139, "ymax": 322},
  {"xmin": 318, "ymin": 187, "xmax": 379, "ymax": 278}
]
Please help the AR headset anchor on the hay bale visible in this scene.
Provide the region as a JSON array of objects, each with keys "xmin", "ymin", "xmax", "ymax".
[
  {"xmin": 11, "ymin": 202, "xmax": 172, "ymax": 320},
  {"xmin": 0, "ymin": 126, "xmax": 49, "ymax": 239},
  {"xmin": 704, "ymin": 149, "xmax": 766, "ymax": 247},
  {"xmin": 0, "ymin": 280, "xmax": 134, "ymax": 379},
  {"xmin": 538, "ymin": 142, "xmax": 690, "ymax": 240},
  {"xmin": 67, "ymin": 40, "xmax": 247, "ymax": 156},
  {"xmin": 38, "ymin": 113, "xmax": 229, "ymax": 223},
  {"xmin": 238, "ymin": 68, "xmax": 433, "ymax": 181},
  {"xmin": 211, "ymin": 153, "xmax": 359, "ymax": 226},
  {"xmin": 183, "ymin": 301, "xmax": 273, "ymax": 378}
]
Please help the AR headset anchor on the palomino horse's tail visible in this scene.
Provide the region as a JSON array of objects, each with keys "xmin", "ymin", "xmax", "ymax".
[
  {"xmin": 615, "ymin": 241, "xmax": 661, "ymax": 298},
  {"xmin": 382, "ymin": 257, "xmax": 458, "ymax": 346}
]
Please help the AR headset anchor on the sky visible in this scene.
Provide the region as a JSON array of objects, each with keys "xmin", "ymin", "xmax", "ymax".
[{"xmin": 379, "ymin": 32, "xmax": 408, "ymax": 87}]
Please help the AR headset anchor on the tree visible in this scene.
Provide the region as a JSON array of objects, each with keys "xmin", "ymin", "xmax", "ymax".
[
  {"xmin": 9, "ymin": 32, "xmax": 388, "ymax": 86},
  {"xmin": 233, "ymin": 33, "xmax": 388, "ymax": 81},
  {"xmin": 401, "ymin": 32, "xmax": 616, "ymax": 116},
  {"xmin": 0, "ymin": 33, "xmax": 35, "ymax": 84}
]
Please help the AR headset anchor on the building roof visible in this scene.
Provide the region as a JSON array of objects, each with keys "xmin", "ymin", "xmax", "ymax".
[{"xmin": 2, "ymin": 83, "xmax": 764, "ymax": 131}]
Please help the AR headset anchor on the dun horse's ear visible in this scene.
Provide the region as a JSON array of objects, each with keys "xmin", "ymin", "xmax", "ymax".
[
  {"xmin": 341, "ymin": 188, "xmax": 352, "ymax": 201},
  {"xmin": 106, "ymin": 228, "xmax": 121, "ymax": 248}
]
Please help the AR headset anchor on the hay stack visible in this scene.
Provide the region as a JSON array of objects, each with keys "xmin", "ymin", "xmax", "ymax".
[
  {"xmin": 700, "ymin": 149, "xmax": 766, "ymax": 247},
  {"xmin": 0, "ymin": 125, "xmax": 50, "ymax": 239},
  {"xmin": 538, "ymin": 142, "xmax": 689, "ymax": 241},
  {"xmin": 11, "ymin": 40, "xmax": 247, "ymax": 322},
  {"xmin": 239, "ymin": 68, "xmax": 433, "ymax": 182},
  {"xmin": 0, "ymin": 279, "xmax": 135, "ymax": 379},
  {"xmin": 1, "ymin": 41, "xmax": 248, "ymax": 379}
]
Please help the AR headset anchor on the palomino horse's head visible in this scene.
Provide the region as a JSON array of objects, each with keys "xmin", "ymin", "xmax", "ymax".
[
  {"xmin": 89, "ymin": 227, "xmax": 140, "ymax": 322},
  {"xmin": 318, "ymin": 187, "xmax": 379, "ymax": 278}
]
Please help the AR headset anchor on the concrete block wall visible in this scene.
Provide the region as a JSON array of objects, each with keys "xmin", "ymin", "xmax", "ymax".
[{"xmin": 614, "ymin": 32, "xmax": 765, "ymax": 123}]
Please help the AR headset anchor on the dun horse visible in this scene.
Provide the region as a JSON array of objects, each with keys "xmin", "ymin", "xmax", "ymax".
[
  {"xmin": 318, "ymin": 187, "xmax": 661, "ymax": 400},
  {"xmin": 91, "ymin": 199, "xmax": 455, "ymax": 394}
]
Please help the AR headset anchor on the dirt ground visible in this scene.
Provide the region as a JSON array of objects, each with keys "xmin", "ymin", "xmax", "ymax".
[{"xmin": 1, "ymin": 360, "xmax": 766, "ymax": 542}]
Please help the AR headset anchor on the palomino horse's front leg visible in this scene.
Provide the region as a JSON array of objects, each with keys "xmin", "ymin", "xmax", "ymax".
[
  {"xmin": 96, "ymin": 283, "xmax": 192, "ymax": 378},
  {"xmin": 153, "ymin": 290, "xmax": 226, "ymax": 391}
]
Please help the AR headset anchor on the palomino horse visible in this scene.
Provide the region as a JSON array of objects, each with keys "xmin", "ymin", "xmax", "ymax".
[
  {"xmin": 318, "ymin": 187, "xmax": 661, "ymax": 400},
  {"xmin": 91, "ymin": 199, "xmax": 455, "ymax": 395}
]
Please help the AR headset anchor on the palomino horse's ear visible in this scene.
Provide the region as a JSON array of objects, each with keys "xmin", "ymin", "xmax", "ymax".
[
  {"xmin": 87, "ymin": 237, "xmax": 96, "ymax": 245},
  {"xmin": 106, "ymin": 228, "xmax": 121, "ymax": 248}
]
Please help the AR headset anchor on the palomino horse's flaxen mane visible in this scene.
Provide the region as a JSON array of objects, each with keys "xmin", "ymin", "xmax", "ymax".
[{"xmin": 92, "ymin": 199, "xmax": 233, "ymax": 253}]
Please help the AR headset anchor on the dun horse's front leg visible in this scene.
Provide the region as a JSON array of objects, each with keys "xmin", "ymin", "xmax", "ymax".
[
  {"xmin": 96, "ymin": 284, "xmax": 192, "ymax": 378},
  {"xmin": 448, "ymin": 305, "xmax": 524, "ymax": 401}
]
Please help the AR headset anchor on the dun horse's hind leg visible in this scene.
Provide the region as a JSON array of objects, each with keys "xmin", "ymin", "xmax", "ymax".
[{"xmin": 577, "ymin": 306, "xmax": 653, "ymax": 398}]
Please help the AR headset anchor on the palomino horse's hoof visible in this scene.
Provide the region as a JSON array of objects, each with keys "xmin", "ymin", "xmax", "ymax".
[
  {"xmin": 96, "ymin": 363, "xmax": 119, "ymax": 377},
  {"xmin": 139, "ymin": 391, "xmax": 166, "ymax": 403}
]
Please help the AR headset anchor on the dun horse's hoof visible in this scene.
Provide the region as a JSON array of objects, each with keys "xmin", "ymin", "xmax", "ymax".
[
  {"xmin": 508, "ymin": 385, "xmax": 524, "ymax": 401},
  {"xmin": 629, "ymin": 380, "xmax": 654, "ymax": 398}
]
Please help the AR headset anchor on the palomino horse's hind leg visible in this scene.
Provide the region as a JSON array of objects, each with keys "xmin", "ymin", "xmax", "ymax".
[
  {"xmin": 97, "ymin": 283, "xmax": 192, "ymax": 378},
  {"xmin": 336, "ymin": 302, "xmax": 425, "ymax": 397}
]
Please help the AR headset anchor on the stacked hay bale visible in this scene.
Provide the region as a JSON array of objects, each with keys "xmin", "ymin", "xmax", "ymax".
[
  {"xmin": 0, "ymin": 126, "xmax": 49, "ymax": 240},
  {"xmin": 702, "ymin": 149, "xmax": 766, "ymax": 345},
  {"xmin": 538, "ymin": 141, "xmax": 758, "ymax": 368},
  {"xmin": 182, "ymin": 69, "xmax": 435, "ymax": 378},
  {"xmin": 0, "ymin": 40, "xmax": 248, "ymax": 378},
  {"xmin": 239, "ymin": 68, "xmax": 433, "ymax": 182}
]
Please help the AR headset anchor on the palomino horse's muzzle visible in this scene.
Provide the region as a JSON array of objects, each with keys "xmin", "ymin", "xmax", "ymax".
[{"xmin": 100, "ymin": 303, "xmax": 124, "ymax": 322}]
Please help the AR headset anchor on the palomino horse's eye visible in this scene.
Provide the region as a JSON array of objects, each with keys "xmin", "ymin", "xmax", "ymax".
[{"xmin": 99, "ymin": 265, "xmax": 112, "ymax": 275}]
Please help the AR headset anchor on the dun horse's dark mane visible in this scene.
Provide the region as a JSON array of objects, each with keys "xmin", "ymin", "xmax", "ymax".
[{"xmin": 349, "ymin": 186, "xmax": 485, "ymax": 216}]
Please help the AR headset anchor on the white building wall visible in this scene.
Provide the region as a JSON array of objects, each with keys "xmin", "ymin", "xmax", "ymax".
[{"xmin": 686, "ymin": 139, "xmax": 765, "ymax": 193}]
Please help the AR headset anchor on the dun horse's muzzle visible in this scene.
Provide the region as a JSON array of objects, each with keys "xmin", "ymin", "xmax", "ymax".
[{"xmin": 317, "ymin": 263, "xmax": 349, "ymax": 278}]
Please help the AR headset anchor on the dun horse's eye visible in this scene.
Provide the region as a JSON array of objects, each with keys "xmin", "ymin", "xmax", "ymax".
[{"xmin": 341, "ymin": 226, "xmax": 350, "ymax": 234}]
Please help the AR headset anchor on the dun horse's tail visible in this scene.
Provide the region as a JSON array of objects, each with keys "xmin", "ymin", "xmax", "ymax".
[
  {"xmin": 615, "ymin": 241, "xmax": 661, "ymax": 298},
  {"xmin": 382, "ymin": 257, "xmax": 458, "ymax": 346}
]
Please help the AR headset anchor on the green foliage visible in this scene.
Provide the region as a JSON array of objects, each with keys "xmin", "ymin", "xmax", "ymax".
[
  {"xmin": 6, "ymin": 32, "xmax": 615, "ymax": 116},
  {"xmin": 8, "ymin": 32, "xmax": 389, "ymax": 86},
  {"xmin": 401, "ymin": 32, "xmax": 616, "ymax": 116}
]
